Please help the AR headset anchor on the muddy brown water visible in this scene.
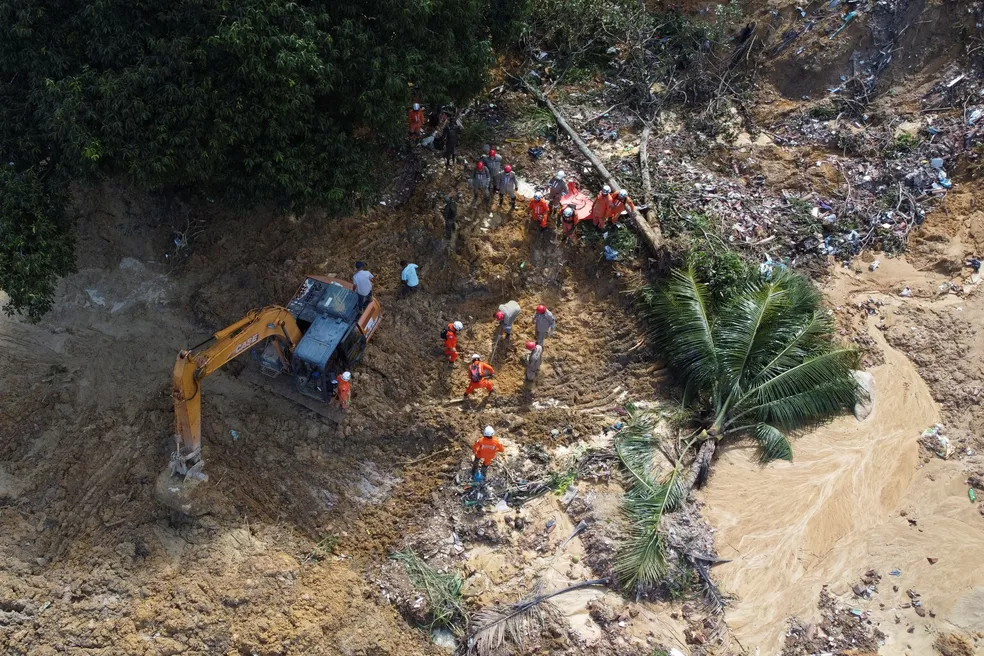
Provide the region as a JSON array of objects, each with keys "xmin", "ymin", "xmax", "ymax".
[{"xmin": 702, "ymin": 267, "xmax": 984, "ymax": 655}]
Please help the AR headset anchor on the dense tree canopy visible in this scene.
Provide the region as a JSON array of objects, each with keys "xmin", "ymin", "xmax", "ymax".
[{"xmin": 0, "ymin": 0, "xmax": 519, "ymax": 318}]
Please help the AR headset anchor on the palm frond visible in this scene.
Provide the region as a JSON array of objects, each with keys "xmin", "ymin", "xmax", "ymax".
[
  {"xmin": 736, "ymin": 348, "xmax": 860, "ymax": 425},
  {"xmin": 732, "ymin": 375, "xmax": 860, "ymax": 432},
  {"xmin": 615, "ymin": 452, "xmax": 688, "ymax": 590},
  {"xmin": 747, "ymin": 310, "xmax": 835, "ymax": 386},
  {"xmin": 638, "ymin": 267, "xmax": 719, "ymax": 395},
  {"xmin": 614, "ymin": 408, "xmax": 674, "ymax": 483},
  {"xmin": 753, "ymin": 423, "xmax": 792, "ymax": 462},
  {"xmin": 469, "ymin": 580, "xmax": 608, "ymax": 656},
  {"xmin": 391, "ymin": 548, "xmax": 467, "ymax": 635},
  {"xmin": 715, "ymin": 277, "xmax": 787, "ymax": 394}
]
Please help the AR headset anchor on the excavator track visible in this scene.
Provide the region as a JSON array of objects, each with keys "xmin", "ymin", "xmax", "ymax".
[{"xmin": 235, "ymin": 366, "xmax": 343, "ymax": 424}]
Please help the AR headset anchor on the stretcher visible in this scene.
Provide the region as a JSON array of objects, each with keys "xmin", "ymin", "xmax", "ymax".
[{"xmin": 559, "ymin": 180, "xmax": 593, "ymax": 222}]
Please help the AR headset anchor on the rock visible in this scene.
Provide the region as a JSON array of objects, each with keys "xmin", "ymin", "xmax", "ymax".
[
  {"xmin": 852, "ymin": 370, "xmax": 875, "ymax": 421},
  {"xmin": 927, "ymin": 557, "xmax": 938, "ymax": 565}
]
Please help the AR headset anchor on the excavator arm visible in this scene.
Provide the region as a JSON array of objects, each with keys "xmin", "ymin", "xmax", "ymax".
[{"xmin": 171, "ymin": 306, "xmax": 303, "ymax": 480}]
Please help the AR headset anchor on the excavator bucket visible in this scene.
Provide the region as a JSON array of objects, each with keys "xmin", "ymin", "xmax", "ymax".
[
  {"xmin": 154, "ymin": 468, "xmax": 210, "ymax": 515},
  {"xmin": 153, "ymin": 441, "xmax": 211, "ymax": 515}
]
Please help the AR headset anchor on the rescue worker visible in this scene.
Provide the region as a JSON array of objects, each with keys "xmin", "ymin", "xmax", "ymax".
[
  {"xmin": 546, "ymin": 170, "xmax": 567, "ymax": 220},
  {"xmin": 487, "ymin": 149, "xmax": 503, "ymax": 197},
  {"xmin": 471, "ymin": 161, "xmax": 491, "ymax": 207},
  {"xmin": 471, "ymin": 426, "xmax": 505, "ymax": 478},
  {"xmin": 353, "ymin": 261, "xmax": 374, "ymax": 311},
  {"xmin": 495, "ymin": 300, "xmax": 521, "ymax": 339},
  {"xmin": 498, "ymin": 164, "xmax": 518, "ymax": 210},
  {"xmin": 525, "ymin": 341, "xmax": 543, "ymax": 382},
  {"xmin": 408, "ymin": 103, "xmax": 425, "ymax": 139},
  {"xmin": 608, "ymin": 189, "xmax": 636, "ymax": 225},
  {"xmin": 399, "ymin": 260, "xmax": 419, "ymax": 298},
  {"xmin": 443, "ymin": 193, "xmax": 457, "ymax": 240},
  {"xmin": 560, "ymin": 206, "xmax": 578, "ymax": 243},
  {"xmin": 442, "ymin": 115, "xmax": 461, "ymax": 168},
  {"xmin": 464, "ymin": 354, "xmax": 495, "ymax": 398},
  {"xmin": 533, "ymin": 304, "xmax": 555, "ymax": 346},
  {"xmin": 336, "ymin": 371, "xmax": 352, "ymax": 410},
  {"xmin": 528, "ymin": 192, "xmax": 550, "ymax": 230},
  {"xmin": 590, "ymin": 185, "xmax": 613, "ymax": 229},
  {"xmin": 444, "ymin": 320, "xmax": 463, "ymax": 364}
]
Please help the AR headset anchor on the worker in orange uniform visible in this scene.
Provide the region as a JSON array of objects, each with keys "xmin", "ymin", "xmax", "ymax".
[
  {"xmin": 471, "ymin": 425, "xmax": 505, "ymax": 478},
  {"xmin": 528, "ymin": 191, "xmax": 550, "ymax": 231},
  {"xmin": 590, "ymin": 185, "xmax": 613, "ymax": 229},
  {"xmin": 444, "ymin": 320, "xmax": 463, "ymax": 364},
  {"xmin": 408, "ymin": 103, "xmax": 425, "ymax": 140},
  {"xmin": 336, "ymin": 371, "xmax": 352, "ymax": 410},
  {"xmin": 464, "ymin": 354, "xmax": 495, "ymax": 398},
  {"xmin": 608, "ymin": 189, "xmax": 636, "ymax": 225}
]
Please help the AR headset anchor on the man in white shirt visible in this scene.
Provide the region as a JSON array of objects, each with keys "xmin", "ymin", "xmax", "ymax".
[
  {"xmin": 400, "ymin": 260, "xmax": 419, "ymax": 298},
  {"xmin": 352, "ymin": 261, "xmax": 374, "ymax": 311}
]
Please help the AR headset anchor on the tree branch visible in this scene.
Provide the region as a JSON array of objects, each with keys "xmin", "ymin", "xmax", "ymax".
[{"xmin": 520, "ymin": 79, "xmax": 663, "ymax": 254}]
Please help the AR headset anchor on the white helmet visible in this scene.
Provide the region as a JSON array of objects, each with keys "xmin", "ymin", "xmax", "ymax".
[
  {"xmin": 563, "ymin": 207, "xmax": 574, "ymax": 217},
  {"xmin": 413, "ymin": 103, "xmax": 420, "ymax": 111},
  {"xmin": 556, "ymin": 170, "xmax": 565, "ymax": 179},
  {"xmin": 471, "ymin": 353, "xmax": 481, "ymax": 361},
  {"xmin": 533, "ymin": 191, "xmax": 543, "ymax": 201},
  {"xmin": 618, "ymin": 189, "xmax": 628, "ymax": 199},
  {"xmin": 341, "ymin": 371, "xmax": 351, "ymax": 382},
  {"xmin": 483, "ymin": 426, "xmax": 495, "ymax": 437},
  {"xmin": 602, "ymin": 185, "xmax": 611, "ymax": 194},
  {"xmin": 453, "ymin": 321, "xmax": 463, "ymax": 331}
]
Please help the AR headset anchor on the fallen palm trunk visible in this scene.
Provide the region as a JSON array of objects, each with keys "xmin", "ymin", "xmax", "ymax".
[{"xmin": 521, "ymin": 80, "xmax": 664, "ymax": 254}]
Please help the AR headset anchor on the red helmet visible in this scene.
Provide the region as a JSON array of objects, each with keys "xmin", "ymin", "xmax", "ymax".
[
  {"xmin": 489, "ymin": 148, "xmax": 497, "ymax": 158},
  {"xmin": 504, "ymin": 164, "xmax": 512, "ymax": 173},
  {"xmin": 476, "ymin": 161, "xmax": 484, "ymax": 170},
  {"xmin": 525, "ymin": 341, "xmax": 536, "ymax": 351},
  {"xmin": 495, "ymin": 311, "xmax": 505, "ymax": 321},
  {"xmin": 536, "ymin": 304, "xmax": 546, "ymax": 314}
]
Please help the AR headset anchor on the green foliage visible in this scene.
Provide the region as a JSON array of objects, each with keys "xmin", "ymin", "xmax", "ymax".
[
  {"xmin": 889, "ymin": 133, "xmax": 920, "ymax": 158},
  {"xmin": 515, "ymin": 104, "xmax": 556, "ymax": 139},
  {"xmin": 607, "ymin": 224, "xmax": 640, "ymax": 254},
  {"xmin": 391, "ymin": 548, "xmax": 467, "ymax": 635},
  {"xmin": 489, "ymin": 0, "xmax": 532, "ymax": 48},
  {"xmin": 303, "ymin": 533, "xmax": 339, "ymax": 562},
  {"xmin": 638, "ymin": 267, "xmax": 861, "ymax": 461},
  {"xmin": 614, "ymin": 404, "xmax": 688, "ymax": 591},
  {"xmin": 0, "ymin": 1, "xmax": 523, "ymax": 317},
  {"xmin": 685, "ymin": 244, "xmax": 751, "ymax": 302},
  {"xmin": 527, "ymin": 0, "xmax": 633, "ymax": 59},
  {"xmin": 0, "ymin": 168, "xmax": 75, "ymax": 321},
  {"xmin": 2, "ymin": 0, "xmax": 502, "ymax": 207},
  {"xmin": 809, "ymin": 104, "xmax": 839, "ymax": 121},
  {"xmin": 460, "ymin": 117, "xmax": 496, "ymax": 149}
]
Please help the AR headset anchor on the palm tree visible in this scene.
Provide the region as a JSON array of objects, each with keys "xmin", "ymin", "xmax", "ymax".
[
  {"xmin": 616, "ymin": 267, "xmax": 861, "ymax": 592},
  {"xmin": 642, "ymin": 266, "xmax": 860, "ymax": 463}
]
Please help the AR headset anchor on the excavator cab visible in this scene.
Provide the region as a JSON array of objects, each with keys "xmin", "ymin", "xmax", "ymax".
[{"xmin": 286, "ymin": 277, "xmax": 378, "ymax": 403}]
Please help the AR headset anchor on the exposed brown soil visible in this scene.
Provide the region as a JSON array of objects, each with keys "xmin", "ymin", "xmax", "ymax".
[{"xmin": 5, "ymin": 3, "xmax": 984, "ymax": 655}]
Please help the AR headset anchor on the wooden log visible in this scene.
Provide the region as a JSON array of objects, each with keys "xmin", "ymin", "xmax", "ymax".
[{"xmin": 522, "ymin": 80, "xmax": 664, "ymax": 254}]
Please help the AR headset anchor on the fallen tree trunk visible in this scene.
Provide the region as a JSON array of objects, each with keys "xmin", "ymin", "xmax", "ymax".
[
  {"xmin": 522, "ymin": 80, "xmax": 663, "ymax": 254},
  {"xmin": 638, "ymin": 122, "xmax": 654, "ymax": 220}
]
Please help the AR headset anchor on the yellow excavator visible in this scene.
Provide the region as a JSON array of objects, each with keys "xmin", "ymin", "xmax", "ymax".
[{"xmin": 160, "ymin": 275, "xmax": 381, "ymax": 511}]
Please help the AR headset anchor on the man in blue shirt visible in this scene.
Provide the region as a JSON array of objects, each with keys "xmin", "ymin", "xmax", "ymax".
[{"xmin": 400, "ymin": 260, "xmax": 419, "ymax": 298}]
